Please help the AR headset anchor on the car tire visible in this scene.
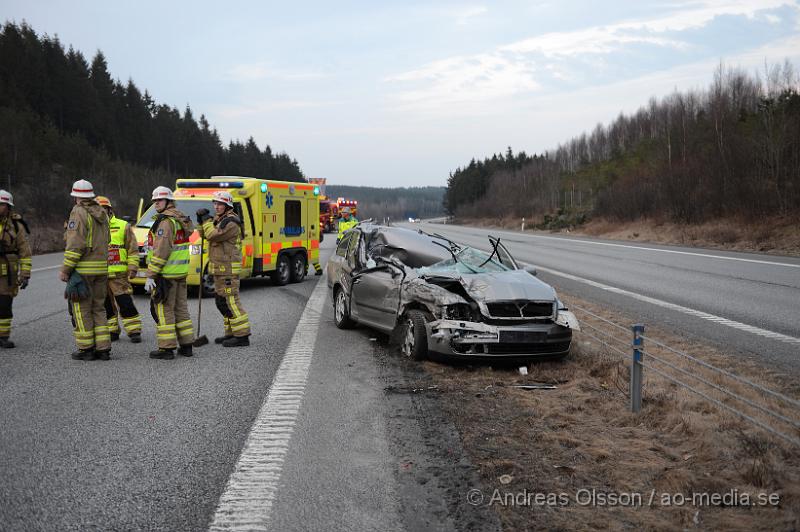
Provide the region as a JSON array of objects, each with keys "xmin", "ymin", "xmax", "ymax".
[
  {"xmin": 271, "ymin": 254, "xmax": 291, "ymax": 286},
  {"xmin": 401, "ymin": 310, "xmax": 428, "ymax": 361},
  {"xmin": 289, "ymin": 253, "xmax": 307, "ymax": 283},
  {"xmin": 334, "ymin": 287, "xmax": 355, "ymax": 329}
]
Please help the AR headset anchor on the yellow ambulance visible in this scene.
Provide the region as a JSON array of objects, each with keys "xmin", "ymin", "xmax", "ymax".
[{"xmin": 131, "ymin": 176, "xmax": 321, "ymax": 293}]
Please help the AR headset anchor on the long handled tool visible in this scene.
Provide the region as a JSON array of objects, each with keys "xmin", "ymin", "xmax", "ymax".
[{"xmin": 193, "ymin": 233, "xmax": 209, "ymax": 347}]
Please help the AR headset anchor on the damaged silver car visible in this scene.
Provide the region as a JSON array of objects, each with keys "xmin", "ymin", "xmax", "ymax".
[{"xmin": 326, "ymin": 223, "xmax": 579, "ymax": 361}]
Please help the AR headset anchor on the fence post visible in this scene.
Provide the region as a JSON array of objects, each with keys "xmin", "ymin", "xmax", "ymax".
[
  {"xmin": 631, "ymin": 324, "xmax": 645, "ymax": 413},
  {"xmin": 521, "ymin": 217, "xmax": 525, "ymax": 231}
]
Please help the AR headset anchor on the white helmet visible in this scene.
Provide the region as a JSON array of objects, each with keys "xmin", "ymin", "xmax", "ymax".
[
  {"xmin": 212, "ymin": 190, "xmax": 234, "ymax": 208},
  {"xmin": 341, "ymin": 207, "xmax": 351, "ymax": 215},
  {"xmin": 151, "ymin": 186, "xmax": 174, "ymax": 201},
  {"xmin": 71, "ymin": 179, "xmax": 95, "ymax": 198},
  {"xmin": 0, "ymin": 189, "xmax": 13, "ymax": 207}
]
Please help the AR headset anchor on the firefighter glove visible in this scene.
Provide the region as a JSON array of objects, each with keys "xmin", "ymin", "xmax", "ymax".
[
  {"xmin": 144, "ymin": 278, "xmax": 157, "ymax": 293},
  {"xmin": 196, "ymin": 208, "xmax": 212, "ymax": 224},
  {"xmin": 64, "ymin": 271, "xmax": 89, "ymax": 301},
  {"xmin": 18, "ymin": 277, "xmax": 28, "ymax": 289}
]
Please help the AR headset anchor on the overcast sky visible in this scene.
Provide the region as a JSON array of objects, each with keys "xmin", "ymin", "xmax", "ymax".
[{"xmin": 4, "ymin": 1, "xmax": 800, "ymax": 186}]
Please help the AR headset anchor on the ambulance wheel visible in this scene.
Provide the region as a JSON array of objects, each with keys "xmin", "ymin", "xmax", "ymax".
[
  {"xmin": 201, "ymin": 270, "xmax": 215, "ymax": 298},
  {"xmin": 290, "ymin": 253, "xmax": 307, "ymax": 283},
  {"xmin": 271, "ymin": 254, "xmax": 291, "ymax": 286}
]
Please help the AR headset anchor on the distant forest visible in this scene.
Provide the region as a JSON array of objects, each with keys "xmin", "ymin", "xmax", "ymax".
[
  {"xmin": 0, "ymin": 21, "xmax": 305, "ymax": 225},
  {"xmin": 445, "ymin": 61, "xmax": 800, "ymax": 225},
  {"xmin": 326, "ymin": 185, "xmax": 445, "ymax": 221}
]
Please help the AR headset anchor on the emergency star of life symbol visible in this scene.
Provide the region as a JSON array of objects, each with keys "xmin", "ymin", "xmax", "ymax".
[{"xmin": 266, "ymin": 192, "xmax": 274, "ymax": 209}]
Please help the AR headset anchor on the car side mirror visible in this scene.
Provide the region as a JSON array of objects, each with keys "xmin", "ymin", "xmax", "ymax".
[{"xmin": 524, "ymin": 265, "xmax": 538, "ymax": 277}]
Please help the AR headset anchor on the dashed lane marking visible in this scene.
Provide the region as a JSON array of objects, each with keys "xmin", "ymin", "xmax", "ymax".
[
  {"xmin": 420, "ymin": 223, "xmax": 800, "ymax": 269},
  {"xmin": 209, "ymin": 276, "xmax": 329, "ymax": 531},
  {"xmin": 32, "ymin": 265, "xmax": 61, "ymax": 273},
  {"xmin": 536, "ymin": 265, "xmax": 800, "ymax": 347}
]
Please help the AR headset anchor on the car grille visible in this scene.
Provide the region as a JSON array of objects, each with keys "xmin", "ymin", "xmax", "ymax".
[{"xmin": 486, "ymin": 301, "xmax": 554, "ymax": 319}]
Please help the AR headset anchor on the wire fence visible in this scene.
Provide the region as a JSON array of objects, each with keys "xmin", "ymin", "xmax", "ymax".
[{"xmin": 570, "ymin": 304, "xmax": 800, "ymax": 447}]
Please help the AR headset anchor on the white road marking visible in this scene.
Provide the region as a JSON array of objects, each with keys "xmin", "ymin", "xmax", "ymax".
[
  {"xmin": 527, "ymin": 234, "xmax": 800, "ymax": 268},
  {"xmin": 421, "ymin": 223, "xmax": 800, "ymax": 269},
  {"xmin": 32, "ymin": 264, "xmax": 61, "ymax": 273},
  {"xmin": 209, "ymin": 276, "xmax": 329, "ymax": 531},
  {"xmin": 536, "ymin": 265, "xmax": 800, "ymax": 346}
]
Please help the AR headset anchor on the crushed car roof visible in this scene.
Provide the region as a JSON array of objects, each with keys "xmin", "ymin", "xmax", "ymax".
[{"xmin": 362, "ymin": 224, "xmax": 452, "ymax": 268}]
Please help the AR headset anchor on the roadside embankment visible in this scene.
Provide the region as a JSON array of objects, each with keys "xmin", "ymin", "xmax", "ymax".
[
  {"xmin": 419, "ymin": 291, "xmax": 799, "ymax": 531},
  {"xmin": 454, "ymin": 216, "xmax": 800, "ymax": 257}
]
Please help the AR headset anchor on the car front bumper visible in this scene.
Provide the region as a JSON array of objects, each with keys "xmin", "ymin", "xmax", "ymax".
[{"xmin": 425, "ymin": 319, "xmax": 572, "ymax": 359}]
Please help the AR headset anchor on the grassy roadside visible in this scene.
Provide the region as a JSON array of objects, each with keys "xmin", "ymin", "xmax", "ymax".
[
  {"xmin": 420, "ymin": 292, "xmax": 800, "ymax": 531},
  {"xmin": 456, "ymin": 216, "xmax": 800, "ymax": 257}
]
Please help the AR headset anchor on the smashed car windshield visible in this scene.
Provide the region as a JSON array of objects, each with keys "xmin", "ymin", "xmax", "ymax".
[{"xmin": 417, "ymin": 246, "xmax": 511, "ymax": 275}]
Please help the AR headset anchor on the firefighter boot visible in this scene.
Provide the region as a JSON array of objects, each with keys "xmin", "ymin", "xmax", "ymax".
[
  {"xmin": 0, "ymin": 337, "xmax": 15, "ymax": 348},
  {"xmin": 95, "ymin": 349, "xmax": 111, "ymax": 361},
  {"xmin": 129, "ymin": 333, "xmax": 142, "ymax": 344},
  {"xmin": 71, "ymin": 349, "xmax": 96, "ymax": 361},
  {"xmin": 149, "ymin": 348, "xmax": 175, "ymax": 360},
  {"xmin": 214, "ymin": 335, "xmax": 233, "ymax": 344},
  {"xmin": 177, "ymin": 344, "xmax": 193, "ymax": 357},
  {"xmin": 222, "ymin": 336, "xmax": 250, "ymax": 348},
  {"xmin": 110, "ymin": 332, "xmax": 120, "ymax": 342}
]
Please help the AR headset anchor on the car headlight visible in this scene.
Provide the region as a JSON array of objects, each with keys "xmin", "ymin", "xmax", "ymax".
[
  {"xmin": 190, "ymin": 244, "xmax": 202, "ymax": 255},
  {"xmin": 555, "ymin": 309, "xmax": 580, "ymax": 331},
  {"xmin": 442, "ymin": 303, "xmax": 475, "ymax": 321}
]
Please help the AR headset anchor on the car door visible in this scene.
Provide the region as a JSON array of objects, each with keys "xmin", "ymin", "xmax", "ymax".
[
  {"xmin": 328, "ymin": 231, "xmax": 354, "ymax": 287},
  {"xmin": 351, "ymin": 262, "xmax": 402, "ymax": 333}
]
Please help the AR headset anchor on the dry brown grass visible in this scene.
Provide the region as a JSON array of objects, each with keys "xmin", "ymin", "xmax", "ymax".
[
  {"xmin": 578, "ymin": 216, "xmax": 800, "ymax": 256},
  {"xmin": 423, "ymin": 292, "xmax": 800, "ymax": 531},
  {"xmin": 29, "ymin": 224, "xmax": 64, "ymax": 254}
]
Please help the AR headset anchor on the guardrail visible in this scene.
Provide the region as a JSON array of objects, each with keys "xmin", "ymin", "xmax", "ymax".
[{"xmin": 571, "ymin": 304, "xmax": 800, "ymax": 447}]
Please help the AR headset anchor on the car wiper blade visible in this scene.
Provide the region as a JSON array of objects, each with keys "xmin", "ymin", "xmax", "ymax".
[
  {"xmin": 478, "ymin": 236, "xmax": 501, "ymax": 267},
  {"xmin": 431, "ymin": 239, "xmax": 458, "ymax": 261}
]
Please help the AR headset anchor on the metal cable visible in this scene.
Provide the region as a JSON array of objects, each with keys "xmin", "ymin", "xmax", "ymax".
[
  {"xmin": 572, "ymin": 304, "xmax": 631, "ymax": 334},
  {"xmin": 639, "ymin": 333, "xmax": 800, "ymax": 409},
  {"xmin": 579, "ymin": 329, "xmax": 630, "ymax": 360},
  {"xmin": 642, "ymin": 348, "xmax": 800, "ymax": 429},
  {"xmin": 639, "ymin": 361, "xmax": 800, "ymax": 447},
  {"xmin": 578, "ymin": 321, "xmax": 631, "ymax": 351}
]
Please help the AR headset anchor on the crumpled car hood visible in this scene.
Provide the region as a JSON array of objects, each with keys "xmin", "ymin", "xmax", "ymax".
[{"xmin": 424, "ymin": 269, "xmax": 556, "ymax": 302}]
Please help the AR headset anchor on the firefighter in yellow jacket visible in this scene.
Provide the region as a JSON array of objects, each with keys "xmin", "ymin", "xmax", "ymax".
[
  {"xmin": 196, "ymin": 191, "xmax": 251, "ymax": 347},
  {"xmin": 0, "ymin": 190, "xmax": 31, "ymax": 348},
  {"xmin": 145, "ymin": 186, "xmax": 194, "ymax": 359},
  {"xmin": 337, "ymin": 207, "xmax": 358, "ymax": 241},
  {"xmin": 60, "ymin": 179, "xmax": 112, "ymax": 361},
  {"xmin": 96, "ymin": 196, "xmax": 143, "ymax": 343}
]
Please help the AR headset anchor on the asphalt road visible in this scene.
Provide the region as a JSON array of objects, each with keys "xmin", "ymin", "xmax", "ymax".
[
  {"xmin": 0, "ymin": 237, "xmax": 498, "ymax": 531},
  {"xmin": 407, "ymin": 221, "xmax": 800, "ymax": 374}
]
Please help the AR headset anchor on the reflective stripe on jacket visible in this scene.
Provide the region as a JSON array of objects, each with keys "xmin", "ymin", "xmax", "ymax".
[
  {"xmin": 147, "ymin": 207, "xmax": 192, "ymax": 279},
  {"xmin": 338, "ymin": 218, "xmax": 358, "ymax": 237},
  {"xmin": 0, "ymin": 214, "xmax": 32, "ymax": 280},
  {"xmin": 108, "ymin": 216, "xmax": 136, "ymax": 273},
  {"xmin": 62, "ymin": 200, "xmax": 109, "ymax": 276},
  {"xmin": 198, "ymin": 210, "xmax": 242, "ymax": 276}
]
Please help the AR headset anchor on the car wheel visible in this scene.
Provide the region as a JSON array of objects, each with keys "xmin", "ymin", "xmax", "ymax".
[
  {"xmin": 271, "ymin": 254, "xmax": 291, "ymax": 286},
  {"xmin": 289, "ymin": 253, "xmax": 307, "ymax": 283},
  {"xmin": 334, "ymin": 287, "xmax": 355, "ymax": 329},
  {"xmin": 401, "ymin": 310, "xmax": 428, "ymax": 361}
]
